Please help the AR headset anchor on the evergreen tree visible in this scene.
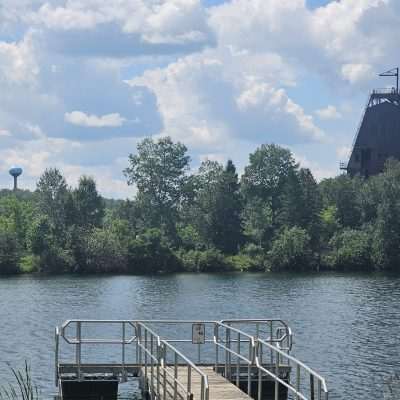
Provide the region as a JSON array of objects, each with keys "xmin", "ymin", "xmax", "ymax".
[{"xmin": 212, "ymin": 160, "xmax": 243, "ymax": 254}]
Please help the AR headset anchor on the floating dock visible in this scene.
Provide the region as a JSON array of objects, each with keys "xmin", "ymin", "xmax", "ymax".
[{"xmin": 54, "ymin": 319, "xmax": 328, "ymax": 400}]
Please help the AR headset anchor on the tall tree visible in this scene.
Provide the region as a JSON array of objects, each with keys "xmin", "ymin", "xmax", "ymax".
[
  {"xmin": 36, "ymin": 168, "xmax": 71, "ymax": 238},
  {"xmin": 212, "ymin": 160, "xmax": 243, "ymax": 254},
  {"xmin": 371, "ymin": 159, "xmax": 400, "ymax": 270},
  {"xmin": 124, "ymin": 137, "xmax": 190, "ymax": 238},
  {"xmin": 73, "ymin": 176, "xmax": 104, "ymax": 228},
  {"xmin": 319, "ymin": 174, "xmax": 362, "ymax": 228},
  {"xmin": 241, "ymin": 144, "xmax": 298, "ymax": 235}
]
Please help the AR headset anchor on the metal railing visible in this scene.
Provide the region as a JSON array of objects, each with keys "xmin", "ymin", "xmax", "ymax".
[
  {"xmin": 55, "ymin": 320, "xmax": 137, "ymax": 385},
  {"xmin": 55, "ymin": 319, "xmax": 327, "ymax": 400},
  {"xmin": 137, "ymin": 322, "xmax": 209, "ymax": 400},
  {"xmin": 220, "ymin": 319, "xmax": 292, "ymax": 352},
  {"xmin": 214, "ymin": 322, "xmax": 256, "ymax": 395},
  {"xmin": 255, "ymin": 338, "xmax": 328, "ymax": 400}
]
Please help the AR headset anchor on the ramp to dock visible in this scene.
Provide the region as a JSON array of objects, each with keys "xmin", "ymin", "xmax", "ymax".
[{"xmin": 141, "ymin": 366, "xmax": 252, "ymax": 400}]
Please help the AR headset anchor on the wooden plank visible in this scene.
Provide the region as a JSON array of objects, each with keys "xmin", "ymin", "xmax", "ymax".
[{"xmin": 141, "ymin": 366, "xmax": 252, "ymax": 400}]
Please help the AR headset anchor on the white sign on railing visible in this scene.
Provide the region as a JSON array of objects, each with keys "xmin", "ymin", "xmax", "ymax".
[{"xmin": 192, "ymin": 323, "xmax": 205, "ymax": 344}]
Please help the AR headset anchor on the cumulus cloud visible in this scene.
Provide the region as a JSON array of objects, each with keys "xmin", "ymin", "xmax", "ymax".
[
  {"xmin": 65, "ymin": 111, "xmax": 126, "ymax": 128},
  {"xmin": 0, "ymin": 129, "xmax": 11, "ymax": 137},
  {"xmin": 315, "ymin": 105, "xmax": 342, "ymax": 120},
  {"xmin": 341, "ymin": 63, "xmax": 374, "ymax": 84},
  {"xmin": 29, "ymin": 0, "xmax": 214, "ymax": 56},
  {"xmin": 0, "ymin": 33, "xmax": 38, "ymax": 85},
  {"xmin": 336, "ymin": 145, "xmax": 351, "ymax": 161},
  {"xmin": 3, "ymin": 0, "xmax": 400, "ymax": 197}
]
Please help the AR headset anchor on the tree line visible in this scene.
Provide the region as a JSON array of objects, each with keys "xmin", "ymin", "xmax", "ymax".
[{"xmin": 1, "ymin": 136, "xmax": 400, "ymax": 275}]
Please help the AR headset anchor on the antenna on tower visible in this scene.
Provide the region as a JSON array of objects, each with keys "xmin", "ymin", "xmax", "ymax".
[{"xmin": 379, "ymin": 67, "xmax": 399, "ymax": 94}]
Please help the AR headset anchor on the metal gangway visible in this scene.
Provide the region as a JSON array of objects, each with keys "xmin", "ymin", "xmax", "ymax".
[{"xmin": 55, "ymin": 319, "xmax": 328, "ymax": 400}]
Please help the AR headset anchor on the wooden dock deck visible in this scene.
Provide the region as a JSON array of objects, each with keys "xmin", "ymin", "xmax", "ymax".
[{"xmin": 141, "ymin": 366, "xmax": 252, "ymax": 400}]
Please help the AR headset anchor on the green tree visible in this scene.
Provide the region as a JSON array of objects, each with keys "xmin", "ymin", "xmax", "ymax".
[
  {"xmin": 85, "ymin": 227, "xmax": 127, "ymax": 273},
  {"xmin": 0, "ymin": 219, "xmax": 19, "ymax": 274},
  {"xmin": 212, "ymin": 160, "xmax": 243, "ymax": 254},
  {"xmin": 28, "ymin": 215, "xmax": 74, "ymax": 273},
  {"xmin": 329, "ymin": 228, "xmax": 372, "ymax": 271},
  {"xmin": 241, "ymin": 197, "xmax": 273, "ymax": 247},
  {"xmin": 242, "ymin": 144, "xmax": 298, "ymax": 232},
  {"xmin": 371, "ymin": 159, "xmax": 400, "ymax": 270},
  {"xmin": 127, "ymin": 228, "xmax": 181, "ymax": 274},
  {"xmin": 319, "ymin": 175, "xmax": 362, "ymax": 228},
  {"xmin": 36, "ymin": 168, "xmax": 72, "ymax": 239},
  {"xmin": 73, "ymin": 176, "xmax": 104, "ymax": 228},
  {"xmin": 267, "ymin": 226, "xmax": 313, "ymax": 271},
  {"xmin": 124, "ymin": 137, "xmax": 190, "ymax": 239}
]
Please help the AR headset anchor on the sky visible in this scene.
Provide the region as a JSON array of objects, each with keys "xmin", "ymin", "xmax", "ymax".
[{"xmin": 0, "ymin": 0, "xmax": 399, "ymax": 198}]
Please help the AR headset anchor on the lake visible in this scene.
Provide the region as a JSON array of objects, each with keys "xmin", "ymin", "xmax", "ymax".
[{"xmin": 0, "ymin": 273, "xmax": 399, "ymax": 400}]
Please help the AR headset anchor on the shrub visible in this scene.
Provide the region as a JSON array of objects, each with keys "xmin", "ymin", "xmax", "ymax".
[
  {"xmin": 267, "ymin": 226, "xmax": 313, "ymax": 271},
  {"xmin": 0, "ymin": 224, "xmax": 19, "ymax": 274},
  {"xmin": 329, "ymin": 228, "xmax": 373, "ymax": 271},
  {"xmin": 85, "ymin": 228, "xmax": 128, "ymax": 273},
  {"xmin": 178, "ymin": 248, "xmax": 232, "ymax": 272},
  {"xmin": 128, "ymin": 228, "xmax": 181, "ymax": 274},
  {"xmin": 18, "ymin": 255, "xmax": 40, "ymax": 273}
]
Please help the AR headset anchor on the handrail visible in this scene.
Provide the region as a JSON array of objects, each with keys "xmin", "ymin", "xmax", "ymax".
[
  {"xmin": 214, "ymin": 322, "xmax": 256, "ymax": 396},
  {"xmin": 220, "ymin": 319, "xmax": 292, "ymax": 351},
  {"xmin": 255, "ymin": 338, "xmax": 328, "ymax": 400},
  {"xmin": 138, "ymin": 322, "xmax": 209, "ymax": 400},
  {"xmin": 55, "ymin": 319, "xmax": 327, "ymax": 400}
]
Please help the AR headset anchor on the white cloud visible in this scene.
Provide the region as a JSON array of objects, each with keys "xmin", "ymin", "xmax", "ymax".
[
  {"xmin": 0, "ymin": 33, "xmax": 38, "ymax": 85},
  {"xmin": 0, "ymin": 129, "xmax": 11, "ymax": 137},
  {"xmin": 3, "ymin": 0, "xmax": 400, "ymax": 197},
  {"xmin": 315, "ymin": 105, "xmax": 342, "ymax": 120},
  {"xmin": 31, "ymin": 0, "xmax": 212, "ymax": 47},
  {"xmin": 294, "ymin": 153, "xmax": 337, "ymax": 182},
  {"xmin": 336, "ymin": 145, "xmax": 351, "ymax": 161},
  {"xmin": 341, "ymin": 63, "xmax": 374, "ymax": 84},
  {"xmin": 64, "ymin": 111, "xmax": 126, "ymax": 128}
]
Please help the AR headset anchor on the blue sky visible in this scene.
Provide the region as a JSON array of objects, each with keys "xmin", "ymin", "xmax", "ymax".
[{"xmin": 0, "ymin": 0, "xmax": 399, "ymax": 198}]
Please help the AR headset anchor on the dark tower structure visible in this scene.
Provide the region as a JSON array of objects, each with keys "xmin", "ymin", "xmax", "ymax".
[{"xmin": 341, "ymin": 68, "xmax": 400, "ymax": 177}]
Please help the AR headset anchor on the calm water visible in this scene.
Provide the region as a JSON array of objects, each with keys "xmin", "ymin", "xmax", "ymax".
[{"xmin": 0, "ymin": 273, "xmax": 399, "ymax": 400}]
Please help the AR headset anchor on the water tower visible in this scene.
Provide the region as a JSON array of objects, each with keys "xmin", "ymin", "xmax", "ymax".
[{"xmin": 9, "ymin": 166, "xmax": 23, "ymax": 191}]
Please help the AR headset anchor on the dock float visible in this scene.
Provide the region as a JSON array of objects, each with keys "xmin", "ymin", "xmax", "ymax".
[{"xmin": 54, "ymin": 319, "xmax": 328, "ymax": 400}]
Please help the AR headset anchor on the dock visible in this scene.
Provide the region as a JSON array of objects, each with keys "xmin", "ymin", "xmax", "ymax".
[{"xmin": 54, "ymin": 319, "xmax": 328, "ymax": 400}]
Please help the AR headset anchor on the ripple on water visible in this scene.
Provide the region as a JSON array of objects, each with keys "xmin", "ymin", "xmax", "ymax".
[{"xmin": 0, "ymin": 273, "xmax": 399, "ymax": 400}]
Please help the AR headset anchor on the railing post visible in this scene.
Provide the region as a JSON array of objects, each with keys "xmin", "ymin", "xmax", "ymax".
[
  {"xmin": 157, "ymin": 341, "xmax": 160, "ymax": 400},
  {"xmin": 318, "ymin": 380, "xmax": 321, "ymax": 400},
  {"xmin": 225, "ymin": 326, "xmax": 231, "ymax": 379},
  {"xmin": 270, "ymin": 322, "xmax": 273, "ymax": 364},
  {"xmin": 236, "ymin": 332, "xmax": 240, "ymax": 387},
  {"xmin": 151, "ymin": 334, "xmax": 154, "ymax": 396},
  {"xmin": 145, "ymin": 329, "xmax": 148, "ymax": 383},
  {"xmin": 122, "ymin": 322, "xmax": 126, "ymax": 381},
  {"xmin": 310, "ymin": 375, "xmax": 315, "ymax": 400},
  {"xmin": 76, "ymin": 321, "xmax": 82, "ymax": 381},
  {"xmin": 248, "ymin": 339, "xmax": 253, "ymax": 397},
  {"xmin": 187, "ymin": 365, "xmax": 192, "ymax": 400},
  {"xmin": 163, "ymin": 344, "xmax": 167, "ymax": 400},
  {"xmin": 138, "ymin": 324, "xmax": 142, "ymax": 369},
  {"xmin": 296, "ymin": 364, "xmax": 300, "ymax": 400},
  {"xmin": 257, "ymin": 341, "xmax": 262, "ymax": 400},
  {"xmin": 215, "ymin": 324, "xmax": 219, "ymax": 372},
  {"xmin": 274, "ymin": 345, "xmax": 279, "ymax": 400},
  {"xmin": 55, "ymin": 328, "xmax": 59, "ymax": 387},
  {"xmin": 174, "ymin": 352, "xmax": 178, "ymax": 400}
]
